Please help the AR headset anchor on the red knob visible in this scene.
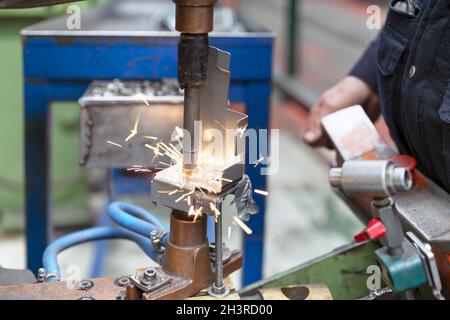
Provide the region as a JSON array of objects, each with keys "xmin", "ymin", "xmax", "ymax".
[{"xmin": 354, "ymin": 218, "xmax": 386, "ymax": 243}]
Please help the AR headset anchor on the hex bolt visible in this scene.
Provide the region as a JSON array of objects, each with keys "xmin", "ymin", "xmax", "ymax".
[
  {"xmin": 114, "ymin": 276, "xmax": 130, "ymax": 287},
  {"xmin": 37, "ymin": 268, "xmax": 46, "ymax": 283},
  {"xmin": 141, "ymin": 268, "xmax": 157, "ymax": 285},
  {"xmin": 77, "ymin": 280, "xmax": 94, "ymax": 291}
]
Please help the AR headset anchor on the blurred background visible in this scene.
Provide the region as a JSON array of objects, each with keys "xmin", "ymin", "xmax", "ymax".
[{"xmin": 0, "ymin": 0, "xmax": 387, "ymax": 286}]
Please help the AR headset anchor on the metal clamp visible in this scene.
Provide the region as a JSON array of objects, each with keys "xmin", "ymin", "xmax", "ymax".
[
  {"xmin": 129, "ymin": 268, "xmax": 172, "ymax": 293},
  {"xmin": 406, "ymin": 232, "xmax": 445, "ymax": 300}
]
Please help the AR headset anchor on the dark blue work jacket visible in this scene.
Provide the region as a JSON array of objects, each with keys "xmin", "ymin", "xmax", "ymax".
[{"xmin": 351, "ymin": 0, "xmax": 450, "ymax": 193}]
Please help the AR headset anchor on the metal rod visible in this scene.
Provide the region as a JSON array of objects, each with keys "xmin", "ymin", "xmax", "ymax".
[
  {"xmin": 287, "ymin": 0, "xmax": 299, "ymax": 76},
  {"xmin": 208, "ymin": 202, "xmax": 229, "ymax": 297},
  {"xmin": 183, "ymin": 87, "xmax": 201, "ymax": 172},
  {"xmin": 214, "ymin": 205, "xmax": 224, "ymax": 289}
]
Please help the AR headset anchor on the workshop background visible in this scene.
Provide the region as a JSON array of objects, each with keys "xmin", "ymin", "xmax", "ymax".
[{"xmin": 0, "ymin": 0, "xmax": 387, "ymax": 286}]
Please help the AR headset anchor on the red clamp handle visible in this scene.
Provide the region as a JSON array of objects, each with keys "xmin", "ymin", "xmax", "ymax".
[{"xmin": 354, "ymin": 218, "xmax": 386, "ymax": 243}]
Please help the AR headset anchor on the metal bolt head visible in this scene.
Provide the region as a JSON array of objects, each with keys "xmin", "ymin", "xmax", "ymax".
[
  {"xmin": 207, "ymin": 284, "xmax": 230, "ymax": 297},
  {"xmin": 141, "ymin": 268, "xmax": 157, "ymax": 284},
  {"xmin": 37, "ymin": 268, "xmax": 46, "ymax": 282},
  {"xmin": 114, "ymin": 276, "xmax": 130, "ymax": 287},
  {"xmin": 77, "ymin": 280, "xmax": 94, "ymax": 291}
]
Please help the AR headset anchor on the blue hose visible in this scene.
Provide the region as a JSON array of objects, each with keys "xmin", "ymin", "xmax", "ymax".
[
  {"xmin": 107, "ymin": 201, "xmax": 167, "ymax": 237},
  {"xmin": 42, "ymin": 202, "xmax": 169, "ymax": 282},
  {"xmin": 43, "ymin": 226, "xmax": 158, "ymax": 281}
]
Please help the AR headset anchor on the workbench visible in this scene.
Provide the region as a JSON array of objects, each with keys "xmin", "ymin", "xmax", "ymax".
[{"xmin": 21, "ymin": 1, "xmax": 274, "ymax": 285}]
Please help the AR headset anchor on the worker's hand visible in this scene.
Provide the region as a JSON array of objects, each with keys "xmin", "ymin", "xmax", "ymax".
[{"xmin": 303, "ymin": 76, "xmax": 380, "ymax": 147}]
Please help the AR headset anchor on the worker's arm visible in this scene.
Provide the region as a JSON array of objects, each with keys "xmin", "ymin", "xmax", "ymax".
[{"xmin": 303, "ymin": 37, "xmax": 380, "ymax": 147}]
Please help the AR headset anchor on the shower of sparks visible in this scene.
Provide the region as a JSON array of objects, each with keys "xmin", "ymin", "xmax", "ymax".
[
  {"xmin": 192, "ymin": 206, "xmax": 203, "ymax": 222},
  {"xmin": 158, "ymin": 141, "xmax": 183, "ymax": 162},
  {"xmin": 145, "ymin": 144, "xmax": 164, "ymax": 159},
  {"xmin": 228, "ymin": 226, "xmax": 232, "ymax": 240},
  {"xmin": 253, "ymin": 156, "xmax": 264, "ymax": 168},
  {"xmin": 254, "ymin": 189, "xmax": 269, "ymax": 196},
  {"xmin": 125, "ymin": 111, "xmax": 141, "ymax": 142},
  {"xmin": 107, "ymin": 140, "xmax": 122, "ymax": 148},
  {"xmin": 233, "ymin": 216, "xmax": 253, "ymax": 235}
]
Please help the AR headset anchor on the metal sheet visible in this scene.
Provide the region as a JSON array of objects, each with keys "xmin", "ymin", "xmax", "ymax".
[
  {"xmin": 79, "ymin": 80, "xmax": 183, "ymax": 168},
  {"xmin": 151, "ymin": 47, "xmax": 248, "ymax": 210}
]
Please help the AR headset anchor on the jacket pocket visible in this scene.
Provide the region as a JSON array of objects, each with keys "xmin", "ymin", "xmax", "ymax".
[
  {"xmin": 389, "ymin": 0, "xmax": 420, "ymax": 18},
  {"xmin": 439, "ymin": 84, "xmax": 450, "ymax": 124},
  {"xmin": 439, "ymin": 83, "xmax": 450, "ymax": 189},
  {"xmin": 376, "ymin": 28, "xmax": 408, "ymax": 76}
]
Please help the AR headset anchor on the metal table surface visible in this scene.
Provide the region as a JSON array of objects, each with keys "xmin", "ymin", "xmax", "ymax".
[{"xmin": 21, "ymin": 0, "xmax": 274, "ymax": 286}]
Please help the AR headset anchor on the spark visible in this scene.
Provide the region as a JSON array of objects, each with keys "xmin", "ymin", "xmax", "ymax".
[
  {"xmin": 125, "ymin": 110, "xmax": 141, "ymax": 142},
  {"xmin": 254, "ymin": 189, "xmax": 269, "ymax": 196},
  {"xmin": 209, "ymin": 202, "xmax": 221, "ymax": 220},
  {"xmin": 188, "ymin": 205, "xmax": 195, "ymax": 217},
  {"xmin": 158, "ymin": 141, "xmax": 182, "ymax": 162},
  {"xmin": 193, "ymin": 207, "xmax": 203, "ymax": 222},
  {"xmin": 221, "ymin": 177, "xmax": 233, "ymax": 183},
  {"xmin": 175, "ymin": 190, "xmax": 194, "ymax": 204},
  {"xmin": 237, "ymin": 123, "xmax": 248, "ymax": 138},
  {"xmin": 145, "ymin": 144, "xmax": 164, "ymax": 162},
  {"xmin": 107, "ymin": 140, "xmax": 122, "ymax": 148},
  {"xmin": 169, "ymin": 143, "xmax": 183, "ymax": 158},
  {"xmin": 168, "ymin": 189, "xmax": 179, "ymax": 196},
  {"xmin": 140, "ymin": 94, "xmax": 150, "ymax": 106},
  {"xmin": 133, "ymin": 169, "xmax": 153, "ymax": 173},
  {"xmin": 158, "ymin": 190, "xmax": 171, "ymax": 194},
  {"xmin": 228, "ymin": 226, "xmax": 232, "ymax": 240},
  {"xmin": 175, "ymin": 126, "xmax": 184, "ymax": 138},
  {"xmin": 158, "ymin": 161, "xmax": 171, "ymax": 167},
  {"xmin": 233, "ymin": 216, "xmax": 253, "ymax": 235},
  {"xmin": 253, "ymin": 156, "xmax": 264, "ymax": 168},
  {"xmin": 142, "ymin": 135, "xmax": 157, "ymax": 140},
  {"xmin": 187, "ymin": 196, "xmax": 191, "ymax": 206}
]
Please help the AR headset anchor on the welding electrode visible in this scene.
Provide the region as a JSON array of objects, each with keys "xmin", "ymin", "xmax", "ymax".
[
  {"xmin": 178, "ymin": 33, "xmax": 209, "ymax": 172},
  {"xmin": 173, "ymin": 0, "xmax": 217, "ymax": 173}
]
